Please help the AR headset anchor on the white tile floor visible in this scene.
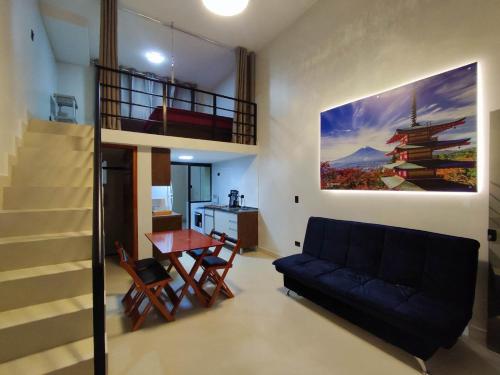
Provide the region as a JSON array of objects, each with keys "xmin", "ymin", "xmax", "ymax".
[{"xmin": 105, "ymin": 249, "xmax": 500, "ymax": 375}]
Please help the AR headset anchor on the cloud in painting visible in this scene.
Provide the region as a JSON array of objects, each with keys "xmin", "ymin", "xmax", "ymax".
[{"xmin": 321, "ymin": 63, "xmax": 477, "ymax": 162}]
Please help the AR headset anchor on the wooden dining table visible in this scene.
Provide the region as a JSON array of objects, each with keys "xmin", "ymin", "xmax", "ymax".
[{"xmin": 145, "ymin": 229, "xmax": 224, "ymax": 314}]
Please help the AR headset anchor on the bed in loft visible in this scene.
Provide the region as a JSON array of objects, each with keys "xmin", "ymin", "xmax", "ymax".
[{"xmin": 120, "ymin": 106, "xmax": 234, "ymax": 142}]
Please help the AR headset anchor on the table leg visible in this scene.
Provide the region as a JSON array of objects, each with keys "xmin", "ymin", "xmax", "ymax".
[{"xmin": 169, "ymin": 250, "xmax": 209, "ymax": 314}]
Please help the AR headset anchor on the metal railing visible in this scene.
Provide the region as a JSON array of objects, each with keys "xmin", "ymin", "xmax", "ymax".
[
  {"xmin": 93, "ymin": 68, "xmax": 106, "ymax": 375},
  {"xmin": 96, "ymin": 65, "xmax": 257, "ymax": 145}
]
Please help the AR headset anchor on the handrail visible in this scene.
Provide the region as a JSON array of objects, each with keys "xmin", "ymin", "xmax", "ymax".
[
  {"xmin": 95, "ymin": 64, "xmax": 256, "ymax": 105},
  {"xmin": 92, "ymin": 66, "xmax": 107, "ymax": 375},
  {"xmin": 96, "ymin": 64, "xmax": 257, "ymax": 145}
]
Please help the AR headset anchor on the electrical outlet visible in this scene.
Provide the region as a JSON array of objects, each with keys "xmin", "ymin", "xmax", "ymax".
[{"xmin": 294, "ymin": 241, "xmax": 301, "ymax": 247}]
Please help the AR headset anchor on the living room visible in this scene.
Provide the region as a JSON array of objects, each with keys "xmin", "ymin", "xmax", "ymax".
[{"xmin": 0, "ymin": 0, "xmax": 500, "ymax": 374}]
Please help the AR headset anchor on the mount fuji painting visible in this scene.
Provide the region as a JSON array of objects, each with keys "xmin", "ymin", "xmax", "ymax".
[
  {"xmin": 329, "ymin": 146, "xmax": 390, "ymax": 169},
  {"xmin": 320, "ymin": 63, "xmax": 477, "ymax": 191}
]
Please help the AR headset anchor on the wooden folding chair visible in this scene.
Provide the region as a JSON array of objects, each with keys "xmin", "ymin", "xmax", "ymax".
[
  {"xmin": 115, "ymin": 242, "xmax": 177, "ymax": 330},
  {"xmin": 198, "ymin": 236, "xmax": 241, "ymax": 307},
  {"xmin": 187, "ymin": 230, "xmax": 226, "ymax": 261},
  {"xmin": 114, "ymin": 241, "xmax": 160, "ymax": 313}
]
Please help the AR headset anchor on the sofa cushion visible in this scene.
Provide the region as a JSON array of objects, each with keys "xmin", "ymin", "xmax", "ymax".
[
  {"xmin": 378, "ymin": 228, "xmax": 427, "ymax": 288},
  {"xmin": 392, "ymin": 292, "xmax": 468, "ymax": 343},
  {"xmin": 302, "ymin": 217, "xmax": 325, "ymax": 258},
  {"xmin": 316, "ymin": 267, "xmax": 373, "ymax": 298},
  {"xmin": 346, "ymin": 223, "xmax": 385, "ymax": 276},
  {"xmin": 274, "ymin": 256, "xmax": 342, "ymax": 286},
  {"xmin": 273, "ymin": 253, "xmax": 316, "ymax": 274},
  {"xmin": 422, "ymin": 233, "xmax": 479, "ymax": 307},
  {"xmin": 349, "ymin": 279, "xmax": 416, "ymax": 311},
  {"xmin": 319, "ymin": 219, "xmax": 351, "ymax": 265}
]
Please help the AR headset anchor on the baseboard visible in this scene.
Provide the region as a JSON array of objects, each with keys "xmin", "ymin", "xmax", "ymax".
[{"xmin": 257, "ymin": 246, "xmax": 280, "ymax": 259}]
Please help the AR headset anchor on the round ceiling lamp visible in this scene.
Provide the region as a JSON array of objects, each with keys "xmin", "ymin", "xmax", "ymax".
[{"xmin": 202, "ymin": 0, "xmax": 249, "ymax": 16}]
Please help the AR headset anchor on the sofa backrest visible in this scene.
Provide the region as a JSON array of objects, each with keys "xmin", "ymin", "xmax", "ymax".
[{"xmin": 302, "ymin": 217, "xmax": 479, "ymax": 308}]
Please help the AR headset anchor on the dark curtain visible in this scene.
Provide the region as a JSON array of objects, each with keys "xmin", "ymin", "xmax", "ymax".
[{"xmin": 234, "ymin": 47, "xmax": 256, "ymax": 144}]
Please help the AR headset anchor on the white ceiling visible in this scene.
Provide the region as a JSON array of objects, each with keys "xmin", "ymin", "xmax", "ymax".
[{"xmin": 40, "ymin": 0, "xmax": 317, "ymax": 89}]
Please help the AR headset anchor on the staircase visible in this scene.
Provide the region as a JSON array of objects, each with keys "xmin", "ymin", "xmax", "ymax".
[{"xmin": 0, "ymin": 119, "xmax": 95, "ymax": 374}]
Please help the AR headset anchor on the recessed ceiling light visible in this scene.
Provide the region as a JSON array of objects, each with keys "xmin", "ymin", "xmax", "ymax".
[
  {"xmin": 178, "ymin": 155, "xmax": 194, "ymax": 160},
  {"xmin": 202, "ymin": 0, "xmax": 249, "ymax": 17},
  {"xmin": 145, "ymin": 51, "xmax": 166, "ymax": 64}
]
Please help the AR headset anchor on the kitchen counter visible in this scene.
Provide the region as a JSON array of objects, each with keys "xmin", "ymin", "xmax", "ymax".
[{"xmin": 203, "ymin": 205, "xmax": 258, "ymax": 213}]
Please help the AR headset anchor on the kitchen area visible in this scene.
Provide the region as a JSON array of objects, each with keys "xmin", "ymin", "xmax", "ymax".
[{"xmin": 151, "ymin": 150, "xmax": 259, "ymax": 252}]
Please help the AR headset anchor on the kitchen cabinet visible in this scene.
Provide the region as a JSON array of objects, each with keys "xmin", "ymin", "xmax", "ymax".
[
  {"xmin": 152, "ymin": 212, "xmax": 182, "ymax": 232},
  {"xmin": 205, "ymin": 208, "xmax": 258, "ymax": 250},
  {"xmin": 151, "ymin": 148, "xmax": 171, "ymax": 186}
]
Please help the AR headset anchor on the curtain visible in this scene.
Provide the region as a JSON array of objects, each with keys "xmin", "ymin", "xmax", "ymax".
[
  {"xmin": 234, "ymin": 47, "xmax": 256, "ymax": 144},
  {"xmin": 99, "ymin": 0, "xmax": 121, "ymax": 129},
  {"xmin": 120, "ymin": 70, "xmax": 162, "ymax": 121}
]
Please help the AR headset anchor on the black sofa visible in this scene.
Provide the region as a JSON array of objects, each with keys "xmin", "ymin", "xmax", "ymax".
[{"xmin": 273, "ymin": 217, "xmax": 479, "ymax": 360}]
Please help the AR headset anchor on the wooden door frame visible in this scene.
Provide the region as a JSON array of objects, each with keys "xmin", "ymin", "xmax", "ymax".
[{"xmin": 102, "ymin": 143, "xmax": 139, "ymax": 261}]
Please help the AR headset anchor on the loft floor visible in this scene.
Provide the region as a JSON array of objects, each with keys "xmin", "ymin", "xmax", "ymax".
[{"xmin": 105, "ymin": 249, "xmax": 500, "ymax": 375}]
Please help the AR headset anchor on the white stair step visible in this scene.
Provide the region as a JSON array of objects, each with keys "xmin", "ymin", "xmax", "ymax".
[
  {"xmin": 28, "ymin": 119, "xmax": 93, "ymax": 138},
  {"xmin": 3, "ymin": 186, "xmax": 93, "ymax": 209},
  {"xmin": 0, "ymin": 208, "xmax": 92, "ymax": 237},
  {"xmin": 23, "ymin": 132, "xmax": 93, "ymax": 152},
  {"xmin": 16, "ymin": 147, "xmax": 93, "ymax": 169},
  {"xmin": 0, "ymin": 231, "xmax": 92, "ymax": 271},
  {"xmin": 0, "ymin": 260, "xmax": 92, "ymax": 312},
  {"xmin": 0, "ymin": 338, "xmax": 93, "ymax": 375},
  {"xmin": 0, "ymin": 294, "xmax": 93, "ymax": 364},
  {"xmin": 11, "ymin": 167, "xmax": 93, "ymax": 187}
]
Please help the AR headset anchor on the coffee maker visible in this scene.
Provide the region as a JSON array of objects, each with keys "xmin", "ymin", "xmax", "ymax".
[{"xmin": 228, "ymin": 190, "xmax": 240, "ymax": 208}]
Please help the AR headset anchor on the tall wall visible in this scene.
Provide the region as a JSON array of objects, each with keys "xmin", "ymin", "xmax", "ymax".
[
  {"xmin": 56, "ymin": 62, "xmax": 95, "ymax": 125},
  {"xmin": 212, "ymin": 155, "xmax": 258, "ymax": 208},
  {"xmin": 0, "ymin": 0, "xmax": 57, "ymax": 175},
  {"xmin": 214, "ymin": 72, "xmax": 236, "ymax": 118},
  {"xmin": 256, "ymin": 0, "xmax": 500, "ymax": 335}
]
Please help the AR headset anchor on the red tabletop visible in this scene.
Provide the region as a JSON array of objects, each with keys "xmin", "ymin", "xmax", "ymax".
[{"xmin": 146, "ymin": 229, "xmax": 224, "ymax": 255}]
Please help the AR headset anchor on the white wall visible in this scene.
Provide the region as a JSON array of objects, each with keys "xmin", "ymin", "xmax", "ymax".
[
  {"xmin": 256, "ymin": 0, "xmax": 500, "ymax": 334},
  {"xmin": 137, "ymin": 146, "xmax": 152, "ymax": 260},
  {"xmin": 0, "ymin": 0, "xmax": 58, "ymax": 175},
  {"xmin": 56, "ymin": 62, "xmax": 95, "ymax": 125},
  {"xmin": 214, "ymin": 72, "xmax": 236, "ymax": 118},
  {"xmin": 212, "ymin": 155, "xmax": 258, "ymax": 207},
  {"xmin": 171, "ymin": 164, "xmax": 188, "ymax": 221}
]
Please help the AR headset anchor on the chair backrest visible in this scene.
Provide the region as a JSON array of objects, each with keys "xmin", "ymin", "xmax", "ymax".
[
  {"xmin": 114, "ymin": 241, "xmax": 141, "ymax": 283},
  {"xmin": 224, "ymin": 236, "xmax": 241, "ymax": 267},
  {"xmin": 114, "ymin": 241, "xmax": 131, "ymax": 264},
  {"xmin": 211, "ymin": 231, "xmax": 227, "ymax": 256}
]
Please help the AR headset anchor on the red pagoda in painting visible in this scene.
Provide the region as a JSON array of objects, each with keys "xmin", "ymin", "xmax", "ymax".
[{"xmin": 381, "ymin": 92, "xmax": 476, "ymax": 191}]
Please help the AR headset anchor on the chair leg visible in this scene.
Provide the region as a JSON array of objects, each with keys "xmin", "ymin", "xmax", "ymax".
[
  {"xmin": 125, "ymin": 290, "xmax": 144, "ymax": 315},
  {"xmin": 204, "ymin": 268, "xmax": 233, "ymax": 307},
  {"xmin": 198, "ymin": 269, "xmax": 210, "ymax": 286},
  {"xmin": 416, "ymin": 357, "xmax": 431, "ymax": 375},
  {"xmin": 166, "ymin": 263, "xmax": 173, "ymax": 273},
  {"xmin": 121, "ymin": 283, "xmax": 136, "ymax": 305},
  {"xmin": 146, "ymin": 284, "xmax": 175, "ymax": 322}
]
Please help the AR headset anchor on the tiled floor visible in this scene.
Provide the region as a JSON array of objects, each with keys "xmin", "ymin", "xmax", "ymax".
[{"xmin": 106, "ymin": 249, "xmax": 500, "ymax": 375}]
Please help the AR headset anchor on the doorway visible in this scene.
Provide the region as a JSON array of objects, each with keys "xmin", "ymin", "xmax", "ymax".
[
  {"xmin": 102, "ymin": 145, "xmax": 138, "ymax": 259},
  {"xmin": 171, "ymin": 162, "xmax": 212, "ymax": 230}
]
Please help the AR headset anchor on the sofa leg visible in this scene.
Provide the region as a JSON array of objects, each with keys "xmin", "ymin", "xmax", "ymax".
[
  {"xmin": 416, "ymin": 357, "xmax": 431, "ymax": 375},
  {"xmin": 286, "ymin": 289, "xmax": 291, "ymax": 297}
]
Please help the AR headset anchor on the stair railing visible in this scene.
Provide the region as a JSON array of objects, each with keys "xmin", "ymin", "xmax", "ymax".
[{"xmin": 93, "ymin": 65, "xmax": 106, "ymax": 375}]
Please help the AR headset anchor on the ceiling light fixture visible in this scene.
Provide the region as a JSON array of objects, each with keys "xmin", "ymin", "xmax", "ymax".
[
  {"xmin": 145, "ymin": 51, "xmax": 166, "ymax": 64},
  {"xmin": 202, "ymin": 0, "xmax": 249, "ymax": 17},
  {"xmin": 178, "ymin": 155, "xmax": 194, "ymax": 160}
]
